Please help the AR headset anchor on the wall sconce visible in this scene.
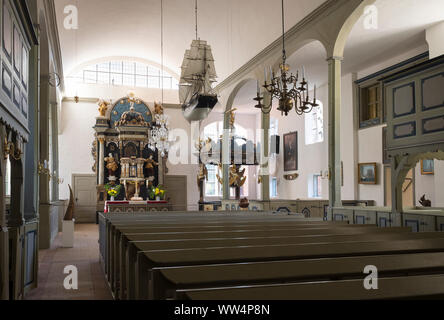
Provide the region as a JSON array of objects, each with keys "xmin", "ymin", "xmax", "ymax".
[
  {"xmin": 38, "ymin": 160, "xmax": 51, "ymax": 177},
  {"xmin": 320, "ymin": 169, "xmax": 330, "ymax": 180},
  {"xmin": 3, "ymin": 137, "xmax": 22, "ymax": 160}
]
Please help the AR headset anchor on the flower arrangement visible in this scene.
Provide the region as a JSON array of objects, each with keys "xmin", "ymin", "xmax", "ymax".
[
  {"xmin": 155, "ymin": 185, "xmax": 166, "ymax": 200},
  {"xmin": 105, "ymin": 183, "xmax": 121, "ymax": 200},
  {"xmin": 147, "ymin": 184, "xmax": 166, "ymax": 200}
]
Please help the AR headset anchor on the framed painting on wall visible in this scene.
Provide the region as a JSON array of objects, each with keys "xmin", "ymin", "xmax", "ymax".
[
  {"xmin": 283, "ymin": 131, "xmax": 298, "ymax": 172},
  {"xmin": 358, "ymin": 163, "xmax": 377, "ymax": 185},
  {"xmin": 421, "ymin": 159, "xmax": 434, "ymax": 175}
]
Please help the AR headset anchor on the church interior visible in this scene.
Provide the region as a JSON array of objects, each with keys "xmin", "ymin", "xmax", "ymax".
[{"xmin": 1, "ymin": 0, "xmax": 444, "ymax": 303}]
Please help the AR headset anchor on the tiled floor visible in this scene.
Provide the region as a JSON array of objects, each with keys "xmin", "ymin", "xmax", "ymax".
[{"xmin": 25, "ymin": 224, "xmax": 113, "ymax": 300}]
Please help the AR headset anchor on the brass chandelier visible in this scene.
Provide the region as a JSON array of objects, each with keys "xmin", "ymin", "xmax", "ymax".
[{"xmin": 255, "ymin": 0, "xmax": 318, "ymax": 116}]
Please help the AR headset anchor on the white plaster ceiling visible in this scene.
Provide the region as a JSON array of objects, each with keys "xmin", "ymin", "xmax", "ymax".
[{"xmin": 54, "ymin": 0, "xmax": 326, "ymax": 82}]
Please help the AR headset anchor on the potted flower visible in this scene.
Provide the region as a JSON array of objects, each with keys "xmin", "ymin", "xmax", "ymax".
[
  {"xmin": 105, "ymin": 183, "xmax": 121, "ymax": 201},
  {"xmin": 154, "ymin": 185, "xmax": 166, "ymax": 201},
  {"xmin": 147, "ymin": 185, "xmax": 156, "ymax": 200}
]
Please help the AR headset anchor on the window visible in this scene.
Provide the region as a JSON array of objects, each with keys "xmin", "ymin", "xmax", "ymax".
[
  {"xmin": 4, "ymin": 158, "xmax": 10, "ymax": 196},
  {"xmin": 205, "ymin": 164, "xmax": 222, "ymax": 197},
  {"xmin": 360, "ymin": 84, "xmax": 380, "ymax": 125},
  {"xmin": 270, "ymin": 118, "xmax": 278, "ymax": 136},
  {"xmin": 270, "ymin": 177, "xmax": 278, "ymax": 198},
  {"xmin": 308, "ymin": 174, "xmax": 322, "ymax": 198},
  {"xmin": 71, "ymin": 60, "xmax": 179, "ymax": 90},
  {"xmin": 202, "ymin": 121, "xmax": 248, "ymax": 198},
  {"xmin": 305, "ymin": 100, "xmax": 324, "ymax": 145}
]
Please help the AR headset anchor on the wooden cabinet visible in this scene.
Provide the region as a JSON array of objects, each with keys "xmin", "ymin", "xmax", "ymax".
[
  {"xmin": 403, "ymin": 214, "xmax": 436, "ymax": 232},
  {"xmin": 354, "ymin": 210, "xmax": 377, "ymax": 225}
]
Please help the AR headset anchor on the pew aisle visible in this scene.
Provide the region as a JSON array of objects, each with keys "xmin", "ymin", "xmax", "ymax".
[
  {"xmin": 99, "ymin": 211, "xmax": 444, "ymax": 300},
  {"xmin": 26, "ymin": 224, "xmax": 112, "ymax": 300}
]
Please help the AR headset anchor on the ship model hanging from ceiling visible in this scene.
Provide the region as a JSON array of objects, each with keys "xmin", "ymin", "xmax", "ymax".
[{"xmin": 179, "ymin": 39, "xmax": 218, "ymax": 122}]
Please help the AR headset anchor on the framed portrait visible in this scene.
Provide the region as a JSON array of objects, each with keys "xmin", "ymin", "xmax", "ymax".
[
  {"xmin": 283, "ymin": 131, "xmax": 298, "ymax": 172},
  {"xmin": 358, "ymin": 163, "xmax": 377, "ymax": 185},
  {"xmin": 421, "ymin": 159, "xmax": 434, "ymax": 175}
]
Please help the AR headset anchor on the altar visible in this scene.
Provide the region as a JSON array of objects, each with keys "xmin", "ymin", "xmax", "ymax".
[
  {"xmin": 93, "ymin": 92, "xmax": 170, "ymax": 212},
  {"xmin": 104, "ymin": 200, "xmax": 171, "ymax": 213}
]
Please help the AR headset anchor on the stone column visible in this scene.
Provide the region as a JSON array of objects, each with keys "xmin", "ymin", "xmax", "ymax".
[
  {"xmin": 50, "ymin": 102, "xmax": 59, "ymax": 202},
  {"xmin": 39, "ymin": 78, "xmax": 50, "ymax": 205},
  {"xmin": 222, "ymin": 111, "xmax": 230, "ymax": 200},
  {"xmin": 260, "ymin": 91, "xmax": 271, "ymax": 201},
  {"xmin": 98, "ymin": 138, "xmax": 105, "ymax": 185},
  {"xmin": 327, "ymin": 57, "xmax": 343, "ymax": 209}
]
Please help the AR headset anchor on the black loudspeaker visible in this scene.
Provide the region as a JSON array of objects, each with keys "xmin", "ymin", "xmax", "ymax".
[{"xmin": 270, "ymin": 135, "xmax": 280, "ymax": 155}]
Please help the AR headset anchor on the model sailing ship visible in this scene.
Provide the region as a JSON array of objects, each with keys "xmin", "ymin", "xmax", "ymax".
[{"xmin": 180, "ymin": 39, "xmax": 218, "ymax": 122}]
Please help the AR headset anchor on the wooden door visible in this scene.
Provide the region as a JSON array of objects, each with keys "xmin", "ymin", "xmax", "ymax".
[
  {"xmin": 164, "ymin": 175, "xmax": 187, "ymax": 211},
  {"xmin": 73, "ymin": 174, "xmax": 97, "ymax": 223}
]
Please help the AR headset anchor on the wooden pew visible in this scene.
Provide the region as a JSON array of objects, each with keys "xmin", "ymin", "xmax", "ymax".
[
  {"xmin": 135, "ymin": 237, "xmax": 444, "ymax": 299},
  {"xmin": 176, "ymin": 274, "xmax": 444, "ymax": 300},
  {"xmin": 116, "ymin": 226, "xmax": 409, "ymax": 299},
  {"xmin": 113, "ymin": 224, "xmax": 406, "ymax": 297},
  {"xmin": 108, "ymin": 221, "xmax": 353, "ymax": 292},
  {"xmin": 153, "ymin": 251, "xmax": 444, "ymax": 299},
  {"xmin": 128, "ymin": 231, "xmax": 442, "ymax": 299},
  {"xmin": 105, "ymin": 218, "xmax": 340, "ymax": 280},
  {"xmin": 109, "ymin": 222, "xmax": 361, "ymax": 297}
]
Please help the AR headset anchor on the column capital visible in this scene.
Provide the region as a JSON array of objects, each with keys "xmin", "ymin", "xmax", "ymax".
[
  {"xmin": 98, "ymin": 137, "xmax": 105, "ymax": 144},
  {"xmin": 326, "ymin": 56, "xmax": 344, "ymax": 62}
]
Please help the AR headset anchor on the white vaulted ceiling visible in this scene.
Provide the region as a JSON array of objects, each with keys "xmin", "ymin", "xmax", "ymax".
[{"xmin": 54, "ymin": 0, "xmax": 327, "ymax": 82}]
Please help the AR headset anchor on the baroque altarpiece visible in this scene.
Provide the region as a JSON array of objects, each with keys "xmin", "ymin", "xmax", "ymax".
[{"xmin": 93, "ymin": 94, "xmax": 169, "ymax": 212}]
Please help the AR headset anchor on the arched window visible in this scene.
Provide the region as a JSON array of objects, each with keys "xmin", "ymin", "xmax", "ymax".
[
  {"xmin": 202, "ymin": 121, "xmax": 248, "ymax": 198},
  {"xmin": 70, "ymin": 60, "xmax": 179, "ymax": 89},
  {"xmin": 305, "ymin": 100, "xmax": 324, "ymax": 145}
]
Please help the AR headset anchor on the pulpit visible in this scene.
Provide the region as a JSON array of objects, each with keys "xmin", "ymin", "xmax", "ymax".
[{"xmin": 93, "ymin": 93, "xmax": 169, "ymax": 212}]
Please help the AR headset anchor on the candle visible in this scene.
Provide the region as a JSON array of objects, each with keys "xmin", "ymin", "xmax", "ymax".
[
  {"xmin": 302, "ymin": 66, "xmax": 305, "ymax": 79},
  {"xmin": 269, "ymin": 66, "xmax": 272, "ymax": 81},
  {"xmin": 257, "ymin": 80, "xmax": 260, "ymax": 95},
  {"xmin": 314, "ymin": 84, "xmax": 317, "ymax": 101},
  {"xmin": 264, "ymin": 67, "xmax": 267, "ymax": 84}
]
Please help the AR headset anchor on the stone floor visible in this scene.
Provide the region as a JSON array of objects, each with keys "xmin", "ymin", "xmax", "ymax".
[{"xmin": 25, "ymin": 223, "xmax": 113, "ymax": 300}]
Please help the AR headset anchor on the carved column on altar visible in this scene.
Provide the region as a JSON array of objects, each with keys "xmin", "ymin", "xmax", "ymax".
[{"xmin": 98, "ymin": 137, "xmax": 105, "ymax": 185}]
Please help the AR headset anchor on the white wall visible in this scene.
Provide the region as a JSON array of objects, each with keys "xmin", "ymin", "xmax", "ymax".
[
  {"xmin": 415, "ymin": 160, "xmax": 444, "ymax": 208},
  {"xmin": 273, "ymin": 84, "xmax": 329, "ymax": 201},
  {"xmin": 426, "ymin": 21, "xmax": 444, "ymax": 59},
  {"xmin": 58, "ymin": 100, "xmax": 96, "ymax": 200}
]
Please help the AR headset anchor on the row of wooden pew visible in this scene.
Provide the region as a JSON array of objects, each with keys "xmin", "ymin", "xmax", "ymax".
[{"xmin": 98, "ymin": 211, "xmax": 444, "ymax": 300}]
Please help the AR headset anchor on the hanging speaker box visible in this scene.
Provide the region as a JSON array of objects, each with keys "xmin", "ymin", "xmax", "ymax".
[{"xmin": 270, "ymin": 135, "xmax": 280, "ymax": 155}]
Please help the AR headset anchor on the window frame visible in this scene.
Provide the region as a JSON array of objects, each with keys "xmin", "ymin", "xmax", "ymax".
[{"xmin": 73, "ymin": 61, "xmax": 179, "ymax": 90}]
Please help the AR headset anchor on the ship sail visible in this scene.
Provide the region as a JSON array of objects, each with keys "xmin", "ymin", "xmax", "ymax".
[{"xmin": 180, "ymin": 39, "xmax": 218, "ymax": 122}]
